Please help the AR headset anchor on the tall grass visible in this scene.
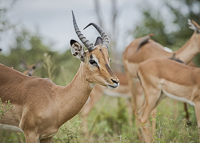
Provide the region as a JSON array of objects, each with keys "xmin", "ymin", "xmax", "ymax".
[{"xmin": 53, "ymin": 97, "xmax": 199, "ymax": 143}]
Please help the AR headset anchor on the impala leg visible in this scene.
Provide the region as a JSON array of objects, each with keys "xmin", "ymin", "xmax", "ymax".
[
  {"xmin": 126, "ymin": 97, "xmax": 133, "ymax": 126},
  {"xmin": 136, "ymin": 81, "xmax": 145, "ymax": 109},
  {"xmin": 151, "ymin": 93, "xmax": 166, "ymax": 138},
  {"xmin": 130, "ymin": 79, "xmax": 142, "ymax": 140},
  {"xmin": 183, "ymin": 103, "xmax": 191, "ymax": 125},
  {"xmin": 139, "ymin": 89, "xmax": 161, "ymax": 143},
  {"xmin": 132, "ymin": 80, "xmax": 138, "ymax": 116},
  {"xmin": 40, "ymin": 137, "xmax": 52, "ymax": 143}
]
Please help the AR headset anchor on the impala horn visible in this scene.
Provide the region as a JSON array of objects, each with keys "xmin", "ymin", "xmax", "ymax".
[
  {"xmin": 84, "ymin": 23, "xmax": 109, "ymax": 48},
  {"xmin": 72, "ymin": 11, "xmax": 95, "ymax": 52}
]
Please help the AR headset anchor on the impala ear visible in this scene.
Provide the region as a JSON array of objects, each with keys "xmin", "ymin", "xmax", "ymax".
[
  {"xmin": 20, "ymin": 61, "xmax": 28, "ymax": 70},
  {"xmin": 188, "ymin": 19, "xmax": 199, "ymax": 31},
  {"xmin": 34, "ymin": 61, "xmax": 42, "ymax": 69},
  {"xmin": 70, "ymin": 39, "xmax": 85, "ymax": 62}
]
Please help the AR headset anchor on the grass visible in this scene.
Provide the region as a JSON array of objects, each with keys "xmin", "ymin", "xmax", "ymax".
[
  {"xmin": 0, "ymin": 87, "xmax": 199, "ymax": 143},
  {"xmin": 52, "ymin": 96, "xmax": 199, "ymax": 143}
]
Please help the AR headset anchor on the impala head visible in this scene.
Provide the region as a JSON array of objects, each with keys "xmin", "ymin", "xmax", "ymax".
[
  {"xmin": 21, "ymin": 61, "xmax": 42, "ymax": 76},
  {"xmin": 70, "ymin": 11, "xmax": 119, "ymax": 89},
  {"xmin": 188, "ymin": 19, "xmax": 200, "ymax": 34}
]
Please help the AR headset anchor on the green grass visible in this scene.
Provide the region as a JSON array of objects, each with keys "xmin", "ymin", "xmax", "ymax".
[
  {"xmin": 0, "ymin": 89, "xmax": 199, "ymax": 143},
  {"xmin": 51, "ymin": 96, "xmax": 198, "ymax": 143}
]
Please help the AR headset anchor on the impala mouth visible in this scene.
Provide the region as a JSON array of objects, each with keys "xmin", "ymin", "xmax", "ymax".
[{"xmin": 107, "ymin": 83, "xmax": 119, "ymax": 89}]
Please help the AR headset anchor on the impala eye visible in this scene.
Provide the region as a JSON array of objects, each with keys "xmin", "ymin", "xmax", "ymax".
[
  {"xmin": 32, "ymin": 66, "xmax": 36, "ymax": 69},
  {"xmin": 89, "ymin": 60, "xmax": 98, "ymax": 66}
]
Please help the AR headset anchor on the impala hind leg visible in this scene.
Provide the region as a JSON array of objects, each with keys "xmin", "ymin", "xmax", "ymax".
[
  {"xmin": 136, "ymin": 81, "xmax": 145, "ymax": 109},
  {"xmin": 151, "ymin": 93, "xmax": 166, "ymax": 138},
  {"xmin": 126, "ymin": 97, "xmax": 133, "ymax": 126},
  {"xmin": 138, "ymin": 89, "xmax": 161, "ymax": 143},
  {"xmin": 183, "ymin": 103, "xmax": 191, "ymax": 125},
  {"xmin": 129, "ymin": 79, "xmax": 142, "ymax": 140}
]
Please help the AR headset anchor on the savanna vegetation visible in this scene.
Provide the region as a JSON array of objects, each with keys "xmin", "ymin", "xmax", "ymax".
[{"xmin": 0, "ymin": 0, "xmax": 200, "ymax": 142}]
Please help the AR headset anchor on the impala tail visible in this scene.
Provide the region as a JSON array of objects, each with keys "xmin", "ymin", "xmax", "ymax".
[{"xmin": 136, "ymin": 33, "xmax": 154, "ymax": 53}]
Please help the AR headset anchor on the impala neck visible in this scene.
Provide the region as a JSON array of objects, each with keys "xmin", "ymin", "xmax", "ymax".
[
  {"xmin": 175, "ymin": 33, "xmax": 200, "ymax": 64},
  {"xmin": 57, "ymin": 63, "xmax": 93, "ymax": 127}
]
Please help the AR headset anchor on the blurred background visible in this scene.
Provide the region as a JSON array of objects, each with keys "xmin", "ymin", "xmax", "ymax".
[{"xmin": 0, "ymin": 0, "xmax": 200, "ymax": 142}]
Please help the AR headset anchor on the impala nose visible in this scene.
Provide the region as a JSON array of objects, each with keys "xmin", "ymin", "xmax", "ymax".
[
  {"xmin": 111, "ymin": 79, "xmax": 119, "ymax": 85},
  {"xmin": 107, "ymin": 78, "xmax": 119, "ymax": 89}
]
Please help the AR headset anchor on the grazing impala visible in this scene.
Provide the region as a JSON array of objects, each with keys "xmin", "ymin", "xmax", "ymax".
[
  {"xmin": 123, "ymin": 19, "xmax": 200, "ymax": 125},
  {"xmin": 137, "ymin": 58, "xmax": 200, "ymax": 142},
  {"xmin": 0, "ymin": 12, "xmax": 119, "ymax": 143}
]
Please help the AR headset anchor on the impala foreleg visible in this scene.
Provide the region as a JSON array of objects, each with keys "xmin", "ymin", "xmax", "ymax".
[
  {"xmin": 138, "ymin": 89, "xmax": 161, "ymax": 143},
  {"xmin": 128, "ymin": 76, "xmax": 143, "ymax": 140}
]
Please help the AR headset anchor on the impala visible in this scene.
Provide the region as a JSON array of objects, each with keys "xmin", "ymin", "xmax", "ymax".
[
  {"xmin": 137, "ymin": 58, "xmax": 200, "ymax": 142},
  {"xmin": 20, "ymin": 61, "xmax": 42, "ymax": 76},
  {"xmin": 81, "ymin": 72, "xmax": 143, "ymax": 134},
  {"xmin": 0, "ymin": 11, "xmax": 119, "ymax": 143},
  {"xmin": 123, "ymin": 19, "xmax": 200, "ymax": 127}
]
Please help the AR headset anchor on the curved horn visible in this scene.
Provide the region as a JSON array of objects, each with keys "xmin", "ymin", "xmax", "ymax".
[
  {"xmin": 72, "ymin": 11, "xmax": 94, "ymax": 51},
  {"xmin": 84, "ymin": 23, "xmax": 109, "ymax": 48}
]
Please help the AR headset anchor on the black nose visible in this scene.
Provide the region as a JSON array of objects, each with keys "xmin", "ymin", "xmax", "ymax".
[{"xmin": 111, "ymin": 79, "xmax": 119, "ymax": 84}]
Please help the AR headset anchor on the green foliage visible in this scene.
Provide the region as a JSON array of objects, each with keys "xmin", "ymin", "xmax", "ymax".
[
  {"xmin": 153, "ymin": 111, "xmax": 199, "ymax": 142},
  {"xmin": 133, "ymin": 9, "xmax": 171, "ymax": 46},
  {"xmin": 43, "ymin": 53, "xmax": 56, "ymax": 81},
  {"xmin": 0, "ymin": 0, "xmax": 15, "ymax": 35},
  {"xmin": 53, "ymin": 118, "xmax": 82, "ymax": 143},
  {"xmin": 0, "ymin": 98, "xmax": 22, "ymax": 143},
  {"xmin": 0, "ymin": 98, "xmax": 13, "ymax": 120}
]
